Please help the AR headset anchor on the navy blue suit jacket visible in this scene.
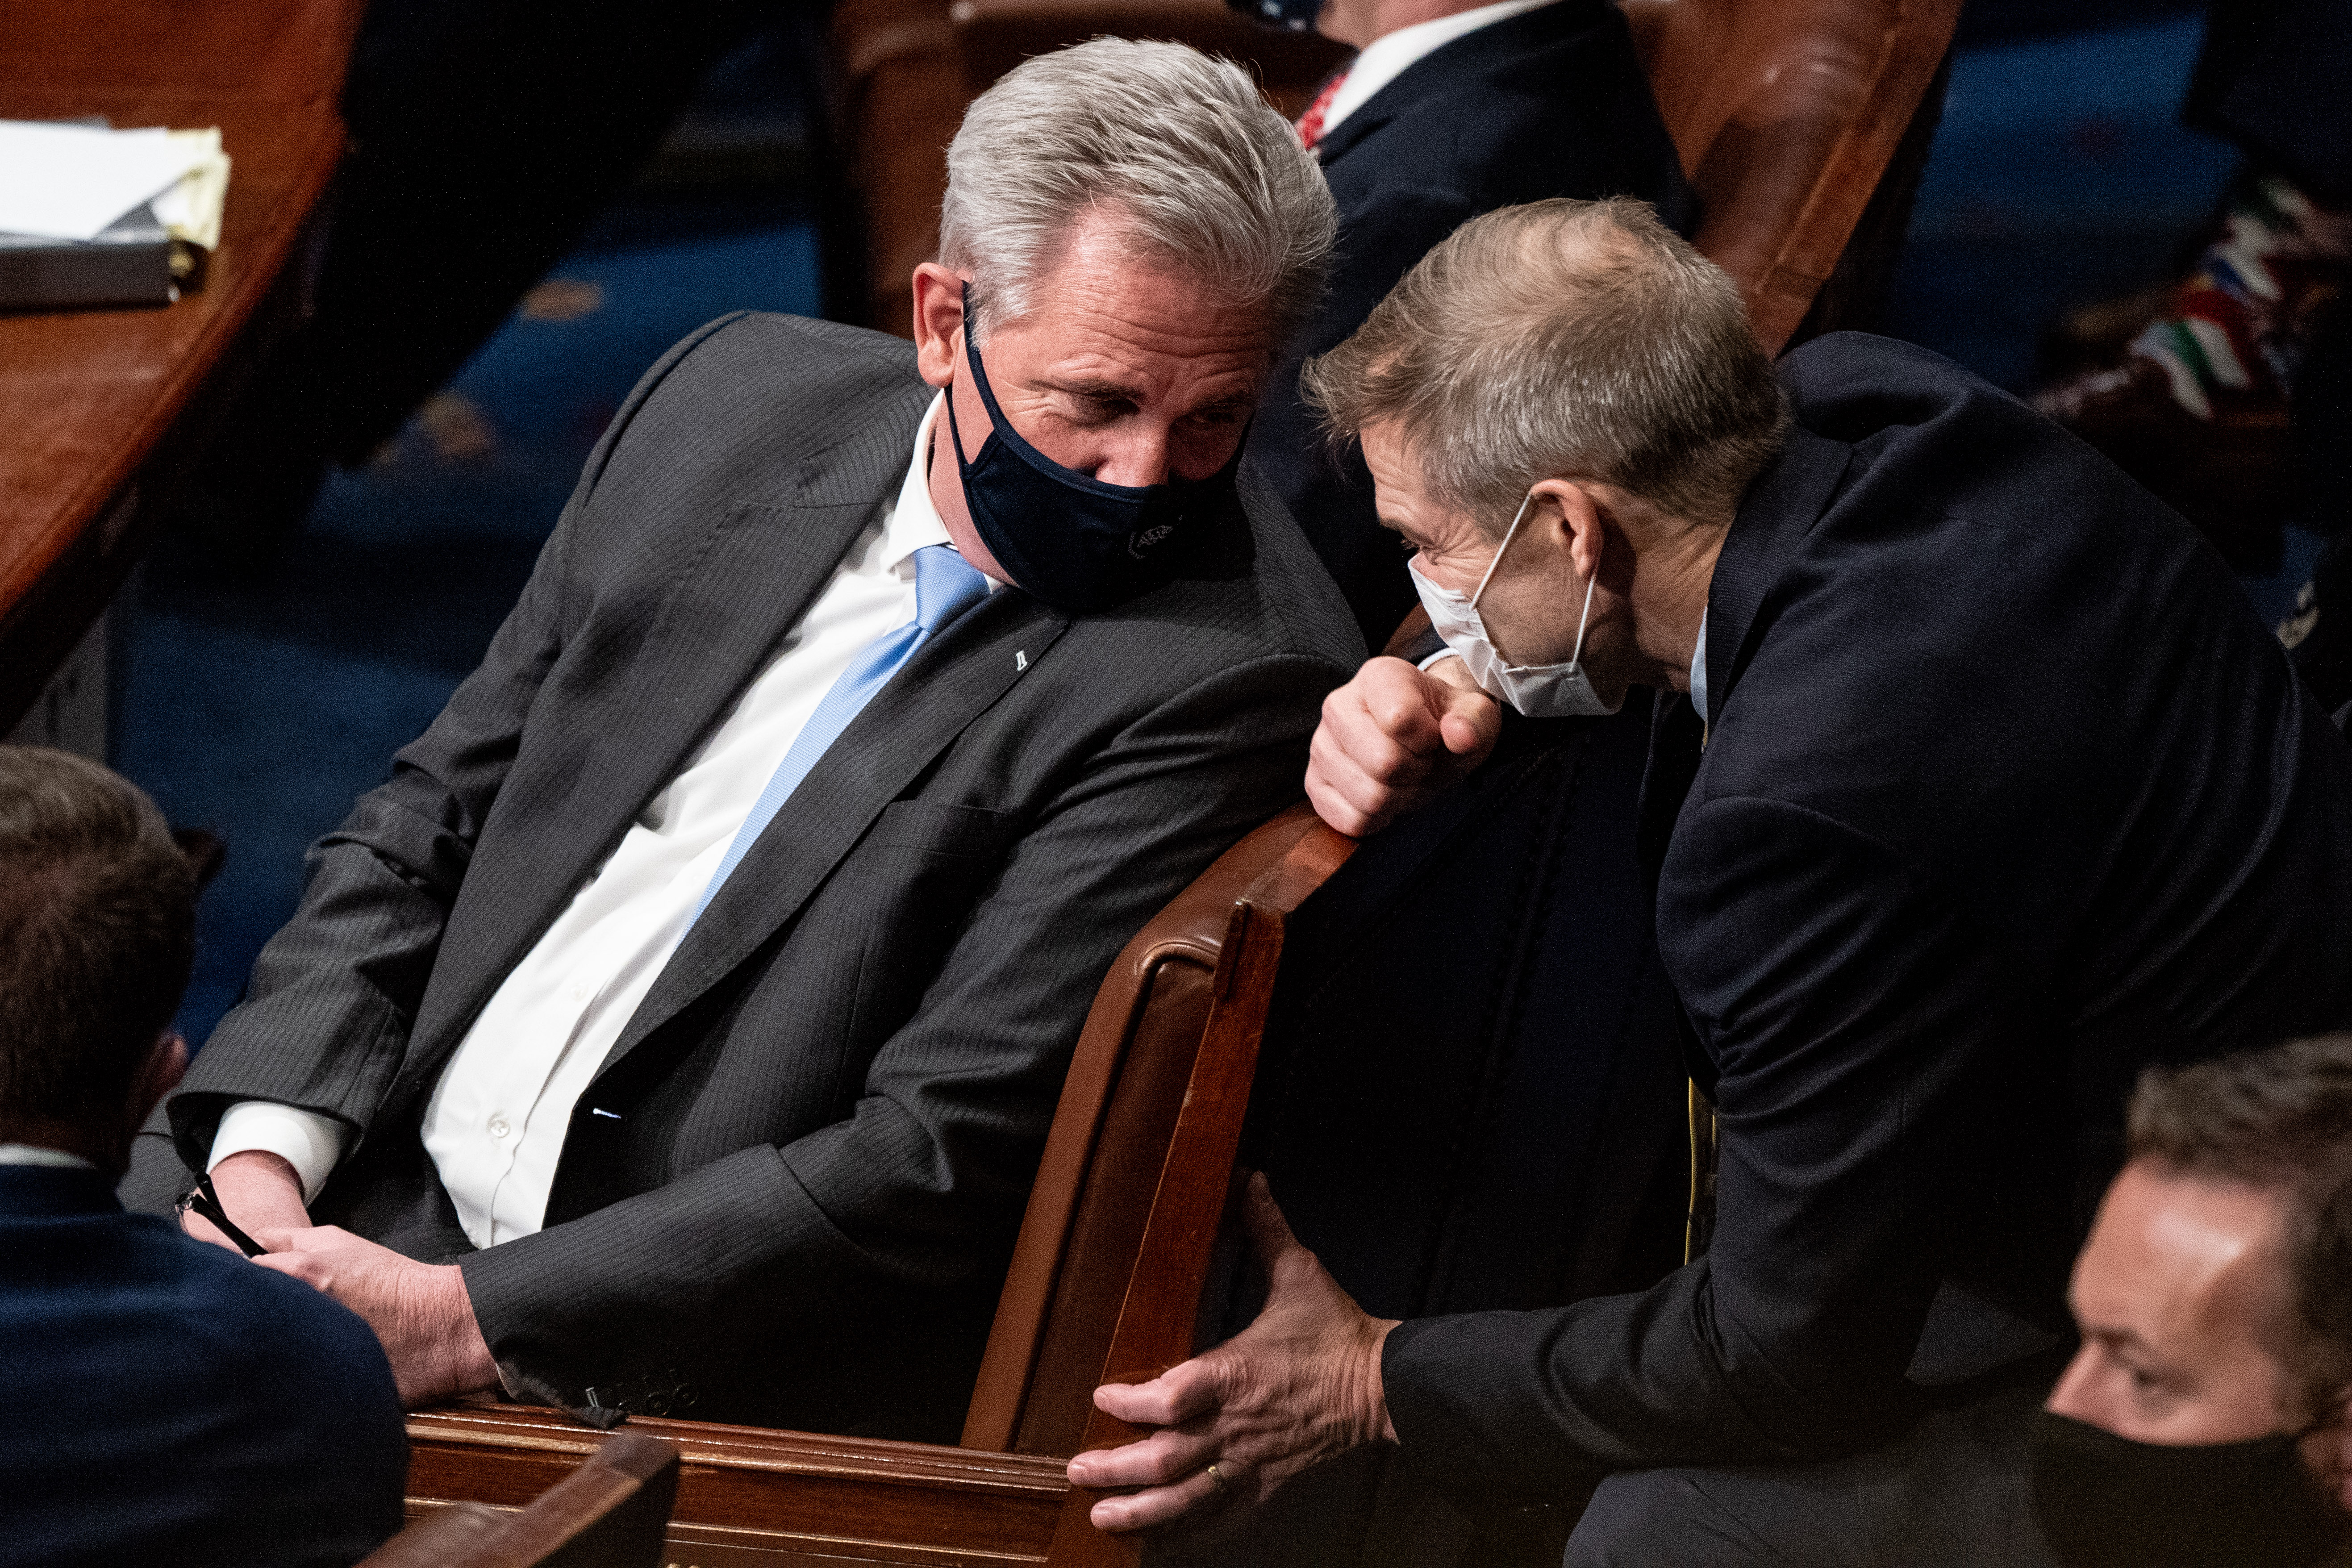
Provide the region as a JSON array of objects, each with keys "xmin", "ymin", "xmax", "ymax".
[
  {"xmin": 0, "ymin": 1164, "xmax": 407, "ymax": 1567},
  {"xmin": 1251, "ymin": 0, "xmax": 1694, "ymax": 646},
  {"xmin": 1380, "ymin": 334, "xmax": 2352, "ymax": 1496}
]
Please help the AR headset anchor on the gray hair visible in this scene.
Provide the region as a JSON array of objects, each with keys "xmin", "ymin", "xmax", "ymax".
[
  {"xmin": 938, "ymin": 38, "xmax": 1335, "ymax": 342},
  {"xmin": 1301, "ymin": 198, "xmax": 1789, "ymax": 530}
]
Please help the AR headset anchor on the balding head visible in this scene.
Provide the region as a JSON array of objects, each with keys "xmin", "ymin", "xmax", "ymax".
[{"xmin": 1301, "ymin": 197, "xmax": 1788, "ymax": 534}]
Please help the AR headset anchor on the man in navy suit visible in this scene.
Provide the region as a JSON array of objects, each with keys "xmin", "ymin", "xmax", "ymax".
[
  {"xmin": 0, "ymin": 746, "xmax": 406, "ymax": 1568},
  {"xmin": 1069, "ymin": 200, "xmax": 2352, "ymax": 1564},
  {"xmin": 1241, "ymin": 0, "xmax": 1693, "ymax": 649}
]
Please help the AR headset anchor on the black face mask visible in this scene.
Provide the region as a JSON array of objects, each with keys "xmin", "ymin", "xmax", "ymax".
[
  {"xmin": 2031, "ymin": 1409, "xmax": 2348, "ymax": 1568},
  {"xmin": 945, "ymin": 289, "xmax": 1244, "ymax": 616},
  {"xmin": 1224, "ymin": 0, "xmax": 1322, "ymax": 30}
]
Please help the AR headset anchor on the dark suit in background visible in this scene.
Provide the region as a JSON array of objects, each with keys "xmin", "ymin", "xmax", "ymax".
[
  {"xmin": 182, "ymin": 0, "xmax": 815, "ymax": 552},
  {"xmin": 1380, "ymin": 334, "xmax": 2352, "ymax": 1565},
  {"xmin": 1251, "ymin": 0, "xmax": 1694, "ymax": 649},
  {"xmin": 1, "ymin": 1164, "xmax": 405, "ymax": 1568},
  {"xmin": 125, "ymin": 313, "xmax": 1361, "ymax": 1439}
]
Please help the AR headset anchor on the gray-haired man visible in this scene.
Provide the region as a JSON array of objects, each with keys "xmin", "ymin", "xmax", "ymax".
[
  {"xmin": 124, "ymin": 38, "xmax": 1360, "ymax": 1439},
  {"xmin": 1072, "ymin": 198, "xmax": 2352, "ymax": 1564}
]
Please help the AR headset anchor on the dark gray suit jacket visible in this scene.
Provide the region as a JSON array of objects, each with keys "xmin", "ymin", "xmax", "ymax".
[{"xmin": 123, "ymin": 313, "xmax": 1363, "ymax": 1439}]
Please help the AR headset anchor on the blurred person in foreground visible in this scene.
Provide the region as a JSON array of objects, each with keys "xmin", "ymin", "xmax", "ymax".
[
  {"xmin": 2035, "ymin": 1034, "xmax": 2352, "ymax": 1568},
  {"xmin": 1066, "ymin": 197, "xmax": 2352, "ymax": 1565},
  {"xmin": 0, "ymin": 746, "xmax": 404, "ymax": 1568},
  {"xmin": 122, "ymin": 40, "xmax": 1359, "ymax": 1440}
]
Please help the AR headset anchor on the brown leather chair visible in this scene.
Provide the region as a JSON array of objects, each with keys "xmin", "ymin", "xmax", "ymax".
[
  {"xmin": 826, "ymin": 0, "xmax": 1958, "ymax": 354},
  {"xmin": 368, "ymin": 1431, "xmax": 678, "ymax": 1568},
  {"xmin": 1618, "ymin": 0, "xmax": 1961, "ymax": 354},
  {"xmin": 404, "ymin": 803, "xmax": 1356, "ymax": 1567},
  {"xmin": 825, "ymin": 0, "xmax": 965, "ymax": 337}
]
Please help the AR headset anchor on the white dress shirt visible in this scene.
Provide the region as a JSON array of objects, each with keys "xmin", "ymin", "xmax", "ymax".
[
  {"xmin": 1317, "ymin": 0, "xmax": 1561, "ymax": 142},
  {"xmin": 1690, "ymin": 613, "xmax": 1710, "ymax": 725},
  {"xmin": 213, "ymin": 394, "xmax": 995, "ymax": 1248}
]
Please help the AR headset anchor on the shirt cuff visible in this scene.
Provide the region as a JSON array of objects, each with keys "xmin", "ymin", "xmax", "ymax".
[{"xmin": 209, "ymin": 1101, "xmax": 347, "ymax": 1205}]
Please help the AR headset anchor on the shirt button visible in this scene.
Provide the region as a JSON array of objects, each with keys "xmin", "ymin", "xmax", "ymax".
[{"xmin": 488, "ymin": 1116, "xmax": 512, "ymax": 1139}]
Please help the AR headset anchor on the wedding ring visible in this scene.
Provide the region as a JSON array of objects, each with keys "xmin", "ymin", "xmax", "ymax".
[{"xmin": 1205, "ymin": 1461, "xmax": 1231, "ymax": 1497}]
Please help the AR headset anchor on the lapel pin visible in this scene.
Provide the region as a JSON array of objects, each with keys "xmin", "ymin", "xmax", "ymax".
[{"xmin": 1015, "ymin": 650, "xmax": 1029, "ymax": 671}]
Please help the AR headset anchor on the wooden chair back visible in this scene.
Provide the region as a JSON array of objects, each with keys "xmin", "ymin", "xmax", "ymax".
[
  {"xmin": 963, "ymin": 801, "xmax": 1351, "ymax": 1455},
  {"xmin": 404, "ymin": 803, "xmax": 1357, "ymax": 1566},
  {"xmin": 1617, "ymin": 0, "xmax": 1961, "ymax": 352},
  {"xmin": 370, "ymin": 1431, "xmax": 678, "ymax": 1568}
]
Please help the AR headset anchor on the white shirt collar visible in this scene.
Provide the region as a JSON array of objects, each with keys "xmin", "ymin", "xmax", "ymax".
[
  {"xmin": 1689, "ymin": 613, "xmax": 1710, "ymax": 725},
  {"xmin": 885, "ymin": 392, "xmax": 1003, "ymax": 590},
  {"xmin": 1319, "ymin": 0, "xmax": 1561, "ymax": 141},
  {"xmin": 0, "ymin": 1143, "xmax": 99, "ymax": 1171}
]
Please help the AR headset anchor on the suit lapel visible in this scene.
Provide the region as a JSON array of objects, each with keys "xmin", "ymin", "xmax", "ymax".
[
  {"xmin": 594, "ymin": 587, "xmax": 1069, "ymax": 1080},
  {"xmin": 409, "ymin": 383, "xmax": 931, "ymax": 1081}
]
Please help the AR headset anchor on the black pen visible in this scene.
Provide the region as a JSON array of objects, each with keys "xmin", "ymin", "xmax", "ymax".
[{"xmin": 178, "ymin": 1171, "xmax": 267, "ymax": 1258}]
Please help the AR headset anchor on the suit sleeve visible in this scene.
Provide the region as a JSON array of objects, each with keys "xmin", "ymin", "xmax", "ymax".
[
  {"xmin": 455, "ymin": 651, "xmax": 1344, "ymax": 1420},
  {"xmin": 1381, "ymin": 795, "xmax": 2048, "ymax": 1495},
  {"xmin": 118, "ymin": 319, "xmax": 743, "ymax": 1213}
]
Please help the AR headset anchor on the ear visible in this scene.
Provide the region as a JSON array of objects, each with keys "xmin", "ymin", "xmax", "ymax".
[
  {"xmin": 1527, "ymin": 478, "xmax": 1607, "ymax": 584},
  {"xmin": 911, "ymin": 263, "xmax": 968, "ymax": 390}
]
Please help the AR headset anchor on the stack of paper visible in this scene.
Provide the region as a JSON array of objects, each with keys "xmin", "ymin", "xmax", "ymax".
[
  {"xmin": 0, "ymin": 121, "xmax": 232, "ymax": 311},
  {"xmin": 0, "ymin": 120, "xmax": 231, "ymax": 247}
]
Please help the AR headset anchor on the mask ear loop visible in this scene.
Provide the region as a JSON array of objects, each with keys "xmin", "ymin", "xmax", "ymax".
[
  {"xmin": 1470, "ymin": 488, "xmax": 1598, "ymax": 666},
  {"xmin": 1568, "ymin": 570, "xmax": 1597, "ymax": 670},
  {"xmin": 1468, "ymin": 490, "xmax": 1539, "ymax": 608}
]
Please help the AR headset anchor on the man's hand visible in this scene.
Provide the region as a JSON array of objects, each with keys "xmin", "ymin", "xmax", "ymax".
[
  {"xmin": 1305, "ymin": 655, "xmax": 1501, "ymax": 838},
  {"xmin": 183, "ymin": 1149, "xmax": 309, "ymax": 1253},
  {"xmin": 1066, "ymin": 1174, "xmax": 1400, "ymax": 1533},
  {"xmin": 254, "ymin": 1224, "xmax": 498, "ymax": 1406}
]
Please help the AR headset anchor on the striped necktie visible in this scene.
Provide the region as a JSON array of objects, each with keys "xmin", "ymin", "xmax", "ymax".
[
  {"xmin": 1295, "ymin": 69, "xmax": 1349, "ymax": 151},
  {"xmin": 690, "ymin": 543, "xmax": 989, "ymax": 923}
]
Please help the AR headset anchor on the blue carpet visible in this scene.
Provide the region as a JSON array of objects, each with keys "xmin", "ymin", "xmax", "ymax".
[
  {"xmin": 1888, "ymin": 14, "xmax": 2241, "ymax": 392},
  {"xmin": 116, "ymin": 11, "xmax": 2314, "ymax": 1050},
  {"xmin": 119, "ymin": 223, "xmax": 821, "ymax": 1044}
]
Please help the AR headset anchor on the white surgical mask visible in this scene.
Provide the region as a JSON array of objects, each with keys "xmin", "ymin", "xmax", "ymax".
[{"xmin": 1408, "ymin": 490, "xmax": 1622, "ymax": 718}]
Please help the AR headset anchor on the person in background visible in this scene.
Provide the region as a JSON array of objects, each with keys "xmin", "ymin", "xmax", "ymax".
[
  {"xmin": 2035, "ymin": 1034, "xmax": 2352, "ymax": 1568},
  {"xmin": 0, "ymin": 745, "xmax": 405, "ymax": 1568},
  {"xmin": 2033, "ymin": 0, "xmax": 2352, "ymax": 711},
  {"xmin": 1233, "ymin": 0, "xmax": 1693, "ymax": 651},
  {"xmin": 177, "ymin": 0, "xmax": 822, "ymax": 568}
]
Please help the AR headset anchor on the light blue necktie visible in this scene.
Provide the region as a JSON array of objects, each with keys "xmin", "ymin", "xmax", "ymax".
[{"xmin": 691, "ymin": 544, "xmax": 988, "ymax": 924}]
